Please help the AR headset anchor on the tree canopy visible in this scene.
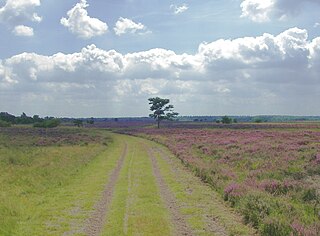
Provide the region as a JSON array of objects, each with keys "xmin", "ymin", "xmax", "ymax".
[
  {"xmin": 148, "ymin": 97, "xmax": 178, "ymax": 128},
  {"xmin": 73, "ymin": 119, "xmax": 83, "ymax": 127}
]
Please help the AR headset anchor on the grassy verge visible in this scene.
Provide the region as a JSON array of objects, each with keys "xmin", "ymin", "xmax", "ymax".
[
  {"xmin": 102, "ymin": 135, "xmax": 172, "ymax": 235},
  {"xmin": 0, "ymin": 127, "xmax": 123, "ymax": 235},
  {"xmin": 148, "ymin": 141, "xmax": 255, "ymax": 236}
]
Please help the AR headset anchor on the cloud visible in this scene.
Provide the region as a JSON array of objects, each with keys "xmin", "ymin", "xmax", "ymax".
[
  {"xmin": 12, "ymin": 25, "xmax": 34, "ymax": 36},
  {"xmin": 1, "ymin": 28, "xmax": 320, "ymax": 116},
  {"xmin": 309, "ymin": 37, "xmax": 320, "ymax": 70},
  {"xmin": 114, "ymin": 17, "xmax": 147, "ymax": 36},
  {"xmin": 241, "ymin": 0, "xmax": 320, "ymax": 22},
  {"xmin": 0, "ymin": 0, "xmax": 42, "ymax": 35},
  {"xmin": 170, "ymin": 4, "xmax": 189, "ymax": 14},
  {"xmin": 0, "ymin": 0, "xmax": 42, "ymax": 24},
  {"xmin": 60, "ymin": 0, "xmax": 108, "ymax": 39},
  {"xmin": 198, "ymin": 27, "xmax": 310, "ymax": 71}
]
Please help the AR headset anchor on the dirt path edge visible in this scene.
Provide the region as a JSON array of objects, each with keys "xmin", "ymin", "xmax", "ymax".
[
  {"xmin": 149, "ymin": 147, "xmax": 194, "ymax": 236},
  {"xmin": 84, "ymin": 142, "xmax": 128, "ymax": 236}
]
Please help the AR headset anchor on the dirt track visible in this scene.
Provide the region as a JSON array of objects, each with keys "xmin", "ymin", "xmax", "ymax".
[
  {"xmin": 80, "ymin": 134, "xmax": 255, "ymax": 236},
  {"xmin": 84, "ymin": 143, "xmax": 128, "ymax": 236},
  {"xmin": 149, "ymin": 147, "xmax": 194, "ymax": 236}
]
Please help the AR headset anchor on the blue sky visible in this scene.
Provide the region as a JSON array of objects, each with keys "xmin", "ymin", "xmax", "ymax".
[{"xmin": 1, "ymin": 0, "xmax": 320, "ymax": 117}]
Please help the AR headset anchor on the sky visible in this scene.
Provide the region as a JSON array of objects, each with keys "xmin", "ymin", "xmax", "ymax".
[{"xmin": 0, "ymin": 0, "xmax": 320, "ymax": 117}]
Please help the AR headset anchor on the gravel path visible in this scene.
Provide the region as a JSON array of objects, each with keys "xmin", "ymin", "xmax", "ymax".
[
  {"xmin": 84, "ymin": 142, "xmax": 128, "ymax": 236},
  {"xmin": 149, "ymin": 147, "xmax": 194, "ymax": 236}
]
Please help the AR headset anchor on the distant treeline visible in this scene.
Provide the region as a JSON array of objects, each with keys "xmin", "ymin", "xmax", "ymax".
[
  {"xmin": 178, "ymin": 115, "xmax": 320, "ymax": 123},
  {"xmin": 0, "ymin": 112, "xmax": 60, "ymax": 128},
  {"xmin": 2, "ymin": 112, "xmax": 320, "ymax": 128}
]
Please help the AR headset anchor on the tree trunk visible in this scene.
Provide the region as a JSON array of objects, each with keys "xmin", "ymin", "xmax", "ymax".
[{"xmin": 157, "ymin": 119, "xmax": 160, "ymax": 128}]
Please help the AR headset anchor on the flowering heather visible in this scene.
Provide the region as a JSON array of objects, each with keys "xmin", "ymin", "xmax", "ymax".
[{"xmin": 122, "ymin": 123, "xmax": 320, "ymax": 235}]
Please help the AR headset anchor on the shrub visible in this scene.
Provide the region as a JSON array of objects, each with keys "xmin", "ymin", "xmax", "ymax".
[
  {"xmin": 303, "ymin": 188, "xmax": 318, "ymax": 202},
  {"xmin": 262, "ymin": 217, "xmax": 291, "ymax": 236},
  {"xmin": 254, "ymin": 118, "xmax": 263, "ymax": 123},
  {"xmin": 73, "ymin": 119, "xmax": 83, "ymax": 127},
  {"xmin": 291, "ymin": 221, "xmax": 320, "ymax": 236},
  {"xmin": 240, "ymin": 192, "xmax": 274, "ymax": 228},
  {"xmin": 224, "ymin": 183, "xmax": 244, "ymax": 206},
  {"xmin": 33, "ymin": 119, "xmax": 60, "ymax": 128},
  {"xmin": 261, "ymin": 179, "xmax": 296, "ymax": 195},
  {"xmin": 0, "ymin": 119, "xmax": 11, "ymax": 127},
  {"xmin": 221, "ymin": 116, "xmax": 233, "ymax": 124}
]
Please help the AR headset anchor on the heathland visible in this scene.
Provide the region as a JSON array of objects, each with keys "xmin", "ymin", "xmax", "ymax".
[
  {"xmin": 120, "ymin": 122, "xmax": 320, "ymax": 235},
  {"xmin": 1, "ymin": 121, "xmax": 319, "ymax": 235}
]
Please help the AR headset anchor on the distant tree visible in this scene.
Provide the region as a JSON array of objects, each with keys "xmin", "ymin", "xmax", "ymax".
[
  {"xmin": 148, "ymin": 97, "xmax": 178, "ymax": 128},
  {"xmin": 16, "ymin": 112, "xmax": 33, "ymax": 124},
  {"xmin": 254, "ymin": 118, "xmax": 263, "ymax": 123},
  {"xmin": 87, "ymin": 117, "xmax": 94, "ymax": 125},
  {"xmin": 33, "ymin": 115, "xmax": 43, "ymax": 123},
  {"xmin": 0, "ymin": 120, "xmax": 11, "ymax": 127},
  {"xmin": 0, "ymin": 112, "xmax": 16, "ymax": 124},
  {"xmin": 33, "ymin": 118, "xmax": 60, "ymax": 128},
  {"xmin": 221, "ymin": 116, "xmax": 233, "ymax": 124},
  {"xmin": 73, "ymin": 119, "xmax": 83, "ymax": 127},
  {"xmin": 114, "ymin": 118, "xmax": 119, "ymax": 122}
]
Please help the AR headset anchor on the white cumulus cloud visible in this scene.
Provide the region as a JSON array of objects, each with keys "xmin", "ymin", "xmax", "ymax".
[
  {"xmin": 0, "ymin": 0, "xmax": 42, "ymax": 24},
  {"xmin": 241, "ymin": 0, "xmax": 320, "ymax": 22},
  {"xmin": 1, "ymin": 28, "xmax": 320, "ymax": 116},
  {"xmin": 170, "ymin": 4, "xmax": 189, "ymax": 14},
  {"xmin": 12, "ymin": 25, "xmax": 34, "ymax": 36},
  {"xmin": 60, "ymin": 0, "xmax": 108, "ymax": 39},
  {"xmin": 198, "ymin": 27, "xmax": 310, "ymax": 70},
  {"xmin": 0, "ymin": 0, "xmax": 42, "ymax": 35},
  {"xmin": 114, "ymin": 17, "xmax": 147, "ymax": 36}
]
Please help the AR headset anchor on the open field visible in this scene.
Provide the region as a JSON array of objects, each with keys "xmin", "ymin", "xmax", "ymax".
[
  {"xmin": 0, "ymin": 127, "xmax": 115, "ymax": 235},
  {"xmin": 0, "ymin": 126, "xmax": 254, "ymax": 235},
  {"xmin": 2, "ymin": 123, "xmax": 319, "ymax": 235},
  {"xmin": 121, "ymin": 122, "xmax": 320, "ymax": 235}
]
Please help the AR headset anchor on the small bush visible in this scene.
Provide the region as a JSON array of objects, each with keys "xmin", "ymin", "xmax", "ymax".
[
  {"xmin": 224, "ymin": 183, "xmax": 244, "ymax": 206},
  {"xmin": 0, "ymin": 119, "xmax": 11, "ymax": 127},
  {"xmin": 240, "ymin": 192, "xmax": 274, "ymax": 228},
  {"xmin": 303, "ymin": 188, "xmax": 318, "ymax": 202},
  {"xmin": 254, "ymin": 118, "xmax": 263, "ymax": 123},
  {"xmin": 221, "ymin": 116, "xmax": 233, "ymax": 124},
  {"xmin": 262, "ymin": 217, "xmax": 291, "ymax": 236},
  {"xmin": 33, "ymin": 119, "xmax": 60, "ymax": 128}
]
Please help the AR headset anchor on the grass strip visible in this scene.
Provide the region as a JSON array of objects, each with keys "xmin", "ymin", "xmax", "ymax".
[
  {"xmin": 0, "ymin": 131, "xmax": 124, "ymax": 235},
  {"xmin": 102, "ymin": 135, "xmax": 172, "ymax": 236}
]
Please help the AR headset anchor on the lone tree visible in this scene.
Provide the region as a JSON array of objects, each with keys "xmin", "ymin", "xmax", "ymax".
[
  {"xmin": 73, "ymin": 119, "xmax": 83, "ymax": 127},
  {"xmin": 148, "ymin": 97, "xmax": 178, "ymax": 128},
  {"xmin": 221, "ymin": 115, "xmax": 233, "ymax": 124}
]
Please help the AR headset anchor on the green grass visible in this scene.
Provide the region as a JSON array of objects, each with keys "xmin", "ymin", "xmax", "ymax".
[
  {"xmin": 1, "ymin": 128, "xmax": 256, "ymax": 235},
  {"xmin": 148, "ymin": 141, "xmax": 255, "ymax": 236},
  {"xmin": 0, "ymin": 127, "xmax": 122, "ymax": 235},
  {"xmin": 102, "ymin": 135, "xmax": 172, "ymax": 235},
  {"xmin": 103, "ymin": 135, "xmax": 254, "ymax": 235}
]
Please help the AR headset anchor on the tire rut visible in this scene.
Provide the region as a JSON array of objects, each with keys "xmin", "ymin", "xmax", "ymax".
[
  {"xmin": 148, "ymin": 147, "xmax": 194, "ymax": 236},
  {"xmin": 155, "ymin": 147, "xmax": 230, "ymax": 236},
  {"xmin": 84, "ymin": 142, "xmax": 128, "ymax": 236},
  {"xmin": 123, "ymin": 148, "xmax": 134, "ymax": 234}
]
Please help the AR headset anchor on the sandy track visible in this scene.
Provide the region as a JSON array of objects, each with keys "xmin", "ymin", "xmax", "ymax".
[
  {"xmin": 149, "ymin": 148, "xmax": 194, "ymax": 236},
  {"xmin": 155, "ymin": 147, "xmax": 231, "ymax": 236},
  {"xmin": 84, "ymin": 142, "xmax": 128, "ymax": 236}
]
